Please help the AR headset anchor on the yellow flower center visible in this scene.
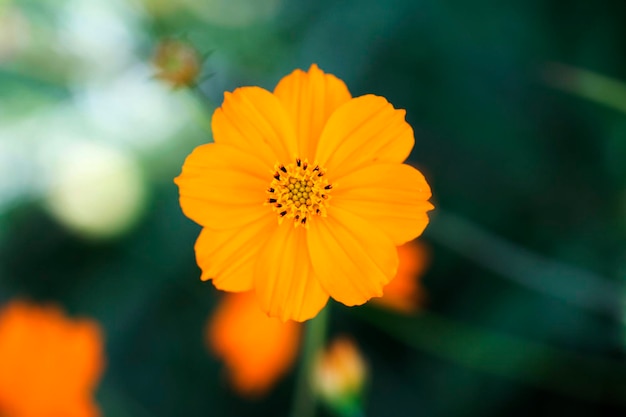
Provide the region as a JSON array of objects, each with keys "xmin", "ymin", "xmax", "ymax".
[{"xmin": 267, "ymin": 158, "xmax": 332, "ymax": 227}]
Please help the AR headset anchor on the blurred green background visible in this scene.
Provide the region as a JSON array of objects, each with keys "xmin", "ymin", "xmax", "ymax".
[{"xmin": 1, "ymin": 0, "xmax": 626, "ymax": 416}]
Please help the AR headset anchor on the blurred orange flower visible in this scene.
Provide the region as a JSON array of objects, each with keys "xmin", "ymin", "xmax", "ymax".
[
  {"xmin": 373, "ymin": 240, "xmax": 429, "ymax": 313},
  {"xmin": 176, "ymin": 64, "xmax": 433, "ymax": 322},
  {"xmin": 0, "ymin": 301, "xmax": 105, "ymax": 417},
  {"xmin": 207, "ymin": 292, "xmax": 301, "ymax": 397}
]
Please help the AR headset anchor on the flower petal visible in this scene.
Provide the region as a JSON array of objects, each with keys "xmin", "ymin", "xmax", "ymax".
[
  {"xmin": 212, "ymin": 86, "xmax": 298, "ymax": 167},
  {"xmin": 331, "ymin": 163, "xmax": 434, "ymax": 245},
  {"xmin": 273, "ymin": 64, "xmax": 352, "ymax": 160},
  {"xmin": 307, "ymin": 207, "xmax": 398, "ymax": 306},
  {"xmin": 175, "ymin": 143, "xmax": 270, "ymax": 230},
  {"xmin": 315, "ymin": 95, "xmax": 415, "ymax": 179},
  {"xmin": 195, "ymin": 213, "xmax": 276, "ymax": 292},
  {"xmin": 254, "ymin": 221, "xmax": 329, "ymax": 322}
]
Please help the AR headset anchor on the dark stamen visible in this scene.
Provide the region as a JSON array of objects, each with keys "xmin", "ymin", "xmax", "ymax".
[
  {"xmin": 303, "ymin": 162, "xmax": 308, "ymax": 170},
  {"xmin": 268, "ymin": 187, "xmax": 275, "ymax": 193},
  {"xmin": 324, "ymin": 185, "xmax": 332, "ymax": 190},
  {"xmin": 296, "ymin": 158, "xmax": 301, "ymax": 167},
  {"xmin": 280, "ymin": 165, "xmax": 287, "ymax": 173},
  {"xmin": 301, "ymin": 217, "xmax": 307, "ymax": 225},
  {"xmin": 280, "ymin": 211, "xmax": 287, "ymax": 217},
  {"xmin": 268, "ymin": 198, "xmax": 277, "ymax": 203},
  {"xmin": 274, "ymin": 173, "xmax": 280, "ymax": 180}
]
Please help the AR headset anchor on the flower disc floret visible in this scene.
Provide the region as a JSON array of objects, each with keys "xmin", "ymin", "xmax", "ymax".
[{"xmin": 267, "ymin": 159, "xmax": 332, "ymax": 227}]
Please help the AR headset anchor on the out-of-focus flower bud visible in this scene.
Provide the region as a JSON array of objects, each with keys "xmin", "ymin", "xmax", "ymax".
[
  {"xmin": 152, "ymin": 39, "xmax": 201, "ymax": 88},
  {"xmin": 313, "ymin": 336, "xmax": 367, "ymax": 417}
]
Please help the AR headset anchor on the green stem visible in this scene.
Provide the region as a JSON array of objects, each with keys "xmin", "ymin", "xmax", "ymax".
[
  {"xmin": 290, "ymin": 305, "xmax": 330, "ymax": 417},
  {"xmin": 356, "ymin": 308, "xmax": 626, "ymax": 406},
  {"xmin": 426, "ymin": 210, "xmax": 623, "ymax": 318},
  {"xmin": 186, "ymin": 85, "xmax": 214, "ymax": 134},
  {"xmin": 543, "ymin": 62, "xmax": 626, "ymax": 115}
]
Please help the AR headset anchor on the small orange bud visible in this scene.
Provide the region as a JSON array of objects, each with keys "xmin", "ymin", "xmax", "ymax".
[
  {"xmin": 313, "ymin": 337, "xmax": 367, "ymax": 416},
  {"xmin": 153, "ymin": 39, "xmax": 201, "ymax": 88}
]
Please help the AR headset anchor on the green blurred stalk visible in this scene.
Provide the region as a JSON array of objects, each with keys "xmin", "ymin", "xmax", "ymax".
[
  {"xmin": 99, "ymin": 382, "xmax": 156, "ymax": 417},
  {"xmin": 543, "ymin": 62, "xmax": 626, "ymax": 115},
  {"xmin": 358, "ymin": 308, "xmax": 626, "ymax": 406},
  {"xmin": 426, "ymin": 210, "xmax": 624, "ymax": 319},
  {"xmin": 290, "ymin": 305, "xmax": 329, "ymax": 417},
  {"xmin": 187, "ymin": 85, "xmax": 214, "ymax": 134}
]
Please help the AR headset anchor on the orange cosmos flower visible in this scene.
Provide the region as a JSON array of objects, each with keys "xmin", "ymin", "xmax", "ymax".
[
  {"xmin": 373, "ymin": 240, "xmax": 429, "ymax": 313},
  {"xmin": 0, "ymin": 301, "xmax": 104, "ymax": 417},
  {"xmin": 207, "ymin": 292, "xmax": 301, "ymax": 396},
  {"xmin": 175, "ymin": 64, "xmax": 434, "ymax": 322}
]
